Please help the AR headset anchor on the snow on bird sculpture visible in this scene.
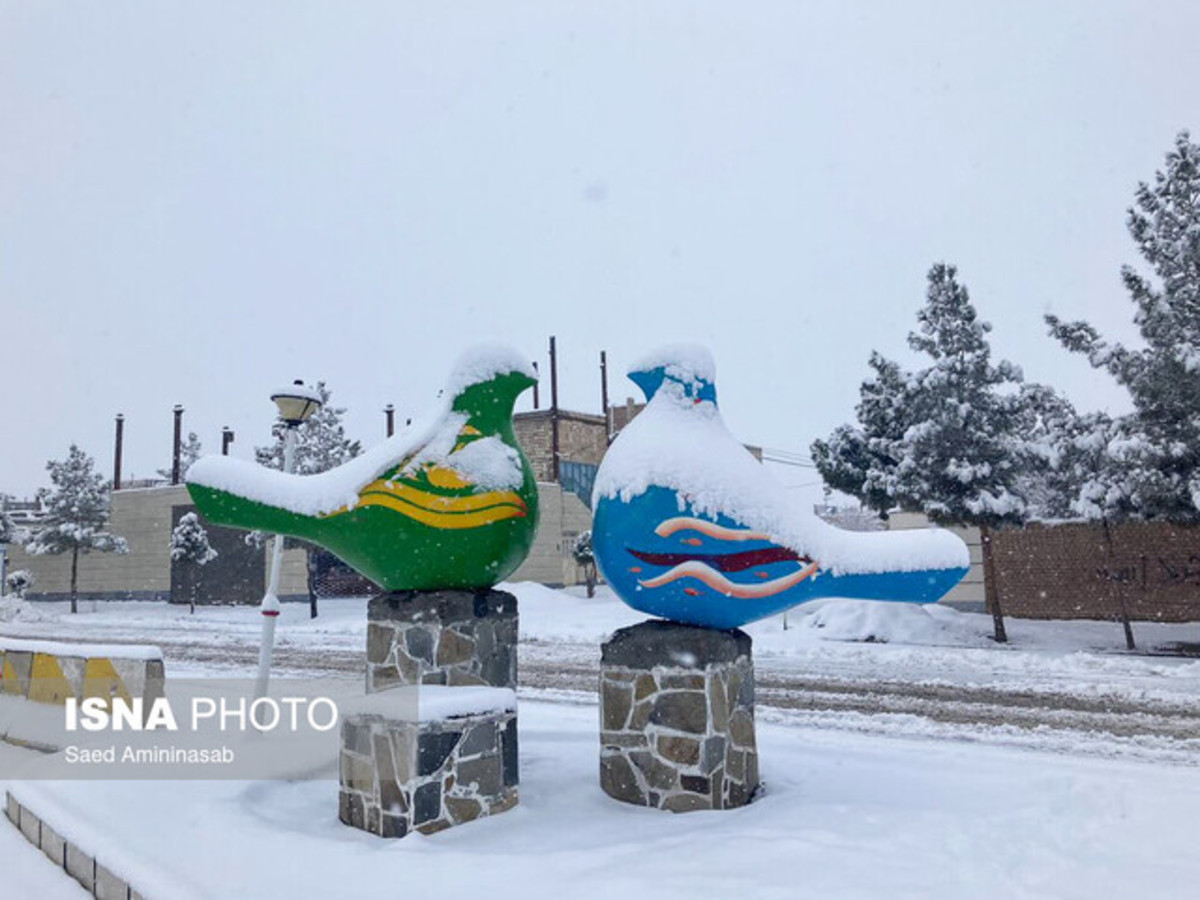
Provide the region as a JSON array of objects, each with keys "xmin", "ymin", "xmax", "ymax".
[
  {"xmin": 591, "ymin": 345, "xmax": 970, "ymax": 630},
  {"xmin": 186, "ymin": 345, "xmax": 539, "ymax": 592}
]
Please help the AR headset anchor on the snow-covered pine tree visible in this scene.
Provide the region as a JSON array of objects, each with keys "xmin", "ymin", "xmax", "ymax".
[
  {"xmin": 815, "ymin": 264, "xmax": 1029, "ymax": 526},
  {"xmin": 815, "ymin": 503, "xmax": 887, "ymax": 532},
  {"xmin": 1012, "ymin": 384, "xmax": 1112, "ymax": 522},
  {"xmin": 5, "ymin": 569, "xmax": 33, "ymax": 599},
  {"xmin": 170, "ymin": 512, "xmax": 217, "ymax": 613},
  {"xmin": 254, "ymin": 382, "xmax": 361, "ymax": 617},
  {"xmin": 811, "ymin": 351, "xmax": 917, "ymax": 516},
  {"xmin": 158, "ymin": 432, "xmax": 203, "ymax": 482},
  {"xmin": 894, "ymin": 264, "xmax": 1028, "ymax": 527},
  {"xmin": 813, "ymin": 264, "xmax": 1035, "ymax": 641},
  {"xmin": 571, "ymin": 530, "xmax": 597, "ymax": 597},
  {"xmin": 25, "ymin": 445, "xmax": 128, "ymax": 613},
  {"xmin": 1046, "ymin": 131, "xmax": 1200, "ymax": 523},
  {"xmin": 0, "ymin": 498, "xmax": 17, "ymax": 546}
]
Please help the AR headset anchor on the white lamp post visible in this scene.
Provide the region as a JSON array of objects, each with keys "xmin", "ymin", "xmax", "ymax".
[{"xmin": 254, "ymin": 380, "xmax": 322, "ymax": 700}]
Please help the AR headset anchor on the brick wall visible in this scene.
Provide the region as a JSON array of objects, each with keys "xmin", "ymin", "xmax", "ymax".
[
  {"xmin": 989, "ymin": 521, "xmax": 1200, "ymax": 622},
  {"xmin": 513, "ymin": 414, "xmax": 555, "ymax": 482},
  {"xmin": 514, "ymin": 410, "xmax": 608, "ymax": 482},
  {"xmin": 609, "ymin": 399, "xmax": 643, "ymax": 433}
]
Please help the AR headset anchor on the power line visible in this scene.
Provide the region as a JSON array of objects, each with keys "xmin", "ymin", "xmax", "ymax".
[{"xmin": 760, "ymin": 447, "xmax": 816, "ymax": 468}]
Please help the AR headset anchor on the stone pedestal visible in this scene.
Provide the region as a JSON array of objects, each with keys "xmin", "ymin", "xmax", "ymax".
[
  {"xmin": 341, "ymin": 588, "xmax": 520, "ymax": 837},
  {"xmin": 339, "ymin": 706, "xmax": 518, "ymax": 837},
  {"xmin": 599, "ymin": 620, "xmax": 759, "ymax": 812},
  {"xmin": 366, "ymin": 589, "xmax": 518, "ymax": 691}
]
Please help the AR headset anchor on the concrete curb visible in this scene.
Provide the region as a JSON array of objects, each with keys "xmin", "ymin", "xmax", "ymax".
[
  {"xmin": 1, "ymin": 642, "xmax": 165, "ymax": 708},
  {"xmin": 5, "ymin": 789, "xmax": 147, "ymax": 900}
]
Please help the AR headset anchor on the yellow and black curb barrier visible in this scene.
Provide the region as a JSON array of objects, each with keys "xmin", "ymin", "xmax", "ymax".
[{"xmin": 0, "ymin": 640, "xmax": 165, "ymax": 708}]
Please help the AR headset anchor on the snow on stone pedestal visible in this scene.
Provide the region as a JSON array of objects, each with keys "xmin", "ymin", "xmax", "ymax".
[
  {"xmin": 341, "ymin": 588, "xmax": 521, "ymax": 838},
  {"xmin": 599, "ymin": 620, "xmax": 759, "ymax": 812}
]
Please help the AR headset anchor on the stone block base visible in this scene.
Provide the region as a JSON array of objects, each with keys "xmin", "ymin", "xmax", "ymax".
[
  {"xmin": 366, "ymin": 589, "xmax": 518, "ymax": 691},
  {"xmin": 340, "ymin": 709, "xmax": 518, "ymax": 837},
  {"xmin": 599, "ymin": 620, "xmax": 759, "ymax": 812}
]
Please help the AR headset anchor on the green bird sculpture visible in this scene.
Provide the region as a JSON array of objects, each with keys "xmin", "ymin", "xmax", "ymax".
[{"xmin": 186, "ymin": 346, "xmax": 539, "ymax": 592}]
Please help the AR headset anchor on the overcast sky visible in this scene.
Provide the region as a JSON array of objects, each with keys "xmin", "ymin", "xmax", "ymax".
[{"xmin": 3, "ymin": 1, "xmax": 1197, "ymax": 506}]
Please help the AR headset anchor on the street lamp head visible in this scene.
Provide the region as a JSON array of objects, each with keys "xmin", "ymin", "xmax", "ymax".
[{"xmin": 271, "ymin": 379, "xmax": 323, "ymax": 427}]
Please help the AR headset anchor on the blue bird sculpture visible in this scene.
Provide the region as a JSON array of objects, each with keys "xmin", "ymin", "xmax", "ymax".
[{"xmin": 591, "ymin": 345, "xmax": 970, "ymax": 630}]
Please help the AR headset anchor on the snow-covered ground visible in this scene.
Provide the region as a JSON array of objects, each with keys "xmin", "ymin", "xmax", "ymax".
[
  {"xmin": 6, "ymin": 701, "xmax": 1200, "ymax": 900},
  {"xmin": 4, "ymin": 584, "xmax": 1200, "ymax": 898}
]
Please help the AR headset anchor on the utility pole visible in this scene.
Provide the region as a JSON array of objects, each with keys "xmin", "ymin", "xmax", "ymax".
[
  {"xmin": 113, "ymin": 414, "xmax": 124, "ymax": 490},
  {"xmin": 600, "ymin": 350, "xmax": 611, "ymax": 444},
  {"xmin": 549, "ymin": 336, "xmax": 560, "ymax": 482},
  {"xmin": 171, "ymin": 405, "xmax": 184, "ymax": 485}
]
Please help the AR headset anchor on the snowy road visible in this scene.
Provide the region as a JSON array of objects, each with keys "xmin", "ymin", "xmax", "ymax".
[{"xmin": 521, "ymin": 641, "xmax": 1200, "ymax": 763}]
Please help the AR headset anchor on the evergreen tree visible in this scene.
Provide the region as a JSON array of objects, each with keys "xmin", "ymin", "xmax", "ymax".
[
  {"xmin": 811, "ymin": 352, "xmax": 917, "ymax": 516},
  {"xmin": 571, "ymin": 530, "xmax": 597, "ymax": 598},
  {"xmin": 158, "ymin": 432, "xmax": 203, "ymax": 482},
  {"xmin": 5, "ymin": 570, "xmax": 33, "ymax": 599},
  {"xmin": 25, "ymin": 445, "xmax": 128, "ymax": 613},
  {"xmin": 1046, "ymin": 131, "xmax": 1200, "ymax": 522},
  {"xmin": 254, "ymin": 382, "xmax": 361, "ymax": 617},
  {"xmin": 814, "ymin": 264, "xmax": 1028, "ymax": 527},
  {"xmin": 815, "ymin": 502, "xmax": 887, "ymax": 532},
  {"xmin": 813, "ymin": 264, "xmax": 1046, "ymax": 642},
  {"xmin": 895, "ymin": 264, "xmax": 1028, "ymax": 526},
  {"xmin": 0, "ymin": 499, "xmax": 17, "ymax": 546},
  {"xmin": 170, "ymin": 512, "xmax": 217, "ymax": 614},
  {"xmin": 1012, "ymin": 384, "xmax": 1112, "ymax": 522}
]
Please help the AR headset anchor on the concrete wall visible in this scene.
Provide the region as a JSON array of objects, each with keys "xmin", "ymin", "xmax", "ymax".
[
  {"xmin": 886, "ymin": 512, "xmax": 985, "ymax": 609},
  {"xmin": 509, "ymin": 482, "xmax": 594, "ymax": 587},
  {"xmin": 10, "ymin": 485, "xmax": 189, "ymax": 601},
  {"xmin": 14, "ymin": 484, "xmax": 308, "ymax": 603}
]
